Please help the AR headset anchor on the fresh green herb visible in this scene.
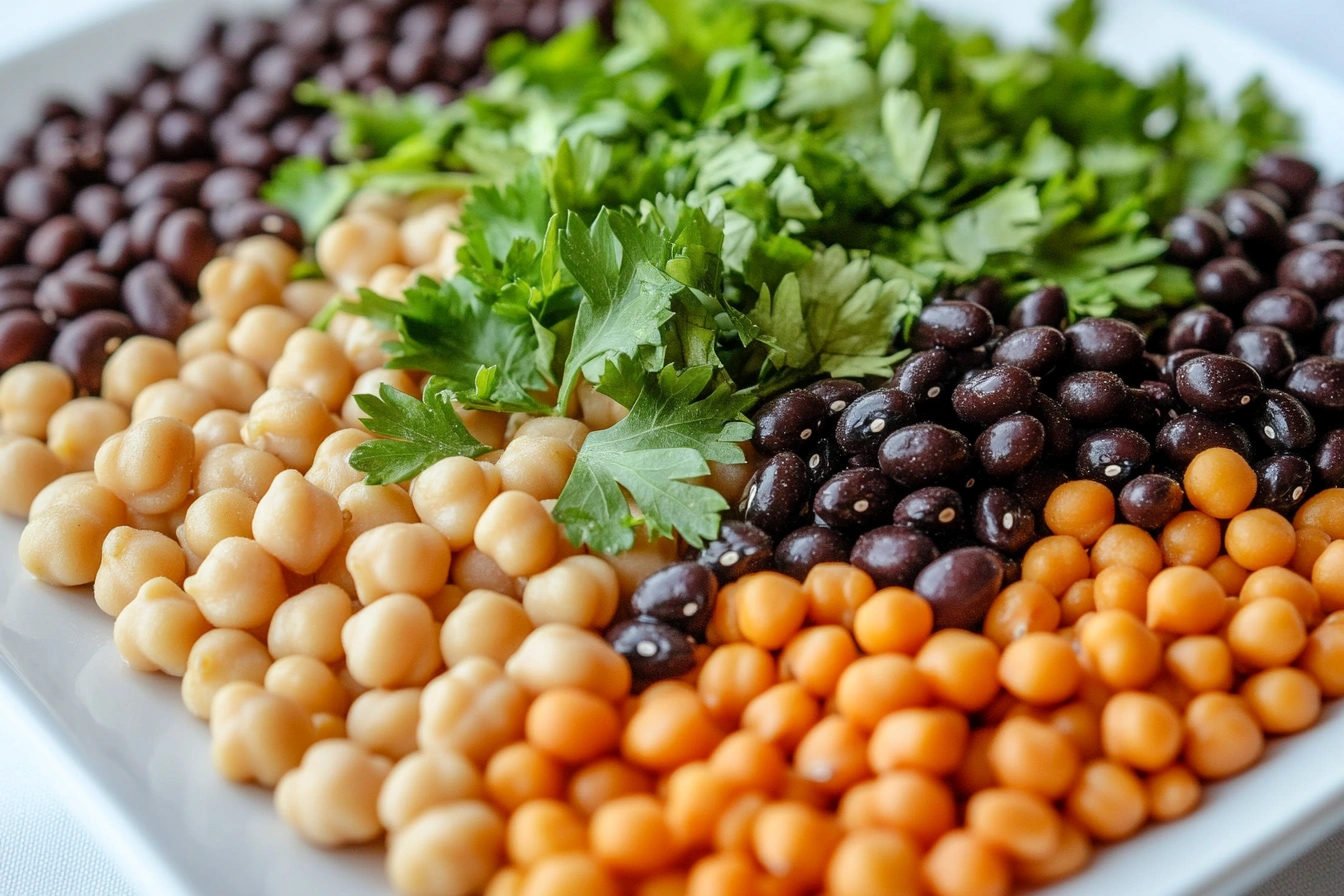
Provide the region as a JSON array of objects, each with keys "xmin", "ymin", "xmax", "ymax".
[{"xmin": 348, "ymin": 381, "xmax": 491, "ymax": 485}]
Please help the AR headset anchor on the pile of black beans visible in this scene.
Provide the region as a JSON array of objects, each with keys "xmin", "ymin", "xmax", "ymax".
[
  {"xmin": 604, "ymin": 562, "xmax": 718, "ymax": 690},
  {"xmin": 688, "ymin": 150, "xmax": 1344, "ymax": 634},
  {"xmin": 0, "ymin": 0, "xmax": 609, "ymax": 388}
]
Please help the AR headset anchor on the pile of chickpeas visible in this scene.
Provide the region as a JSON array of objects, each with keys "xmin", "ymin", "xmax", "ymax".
[{"xmin": 2, "ymin": 186, "xmax": 1344, "ymax": 896}]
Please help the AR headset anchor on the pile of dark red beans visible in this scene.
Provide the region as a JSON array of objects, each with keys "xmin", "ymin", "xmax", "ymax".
[
  {"xmin": 0, "ymin": 0, "xmax": 608, "ymax": 389},
  {"xmin": 682, "ymin": 151, "xmax": 1344, "ymax": 637}
]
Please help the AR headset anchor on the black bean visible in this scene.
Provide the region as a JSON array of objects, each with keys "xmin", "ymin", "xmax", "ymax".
[
  {"xmin": 1255, "ymin": 455, "xmax": 1312, "ymax": 516},
  {"xmin": 805, "ymin": 378, "xmax": 865, "ymax": 419},
  {"xmin": 271, "ymin": 117, "xmax": 311, "ymax": 156},
  {"xmin": 891, "ymin": 348, "xmax": 957, "ymax": 405},
  {"xmin": 60, "ymin": 251, "xmax": 102, "ymax": 277},
  {"xmin": 891, "ymin": 487, "xmax": 964, "ymax": 539},
  {"xmin": 4, "ymin": 167, "xmax": 72, "ymax": 224},
  {"xmin": 1254, "ymin": 153, "xmax": 1320, "ymax": 202},
  {"xmin": 1161, "ymin": 348, "xmax": 1208, "ymax": 387},
  {"xmin": 1031, "ymin": 393, "xmax": 1076, "ymax": 460},
  {"xmin": 1285, "ymin": 212, "xmax": 1344, "ymax": 249},
  {"xmin": 96, "ymin": 221, "xmax": 136, "ymax": 275},
  {"xmin": 198, "ymin": 168, "xmax": 263, "ymax": 211},
  {"xmin": 629, "ymin": 562, "xmax": 717, "ymax": 638},
  {"xmin": 1166, "ymin": 305, "xmax": 1233, "ymax": 353},
  {"xmin": 1248, "ymin": 389, "xmax": 1317, "ymax": 454},
  {"xmin": 251, "ymin": 46, "xmax": 317, "ymax": 93},
  {"xmin": 48, "ymin": 309, "xmax": 136, "ymax": 393},
  {"xmin": 281, "ymin": 6, "xmax": 333, "ymax": 51},
  {"xmin": 1322, "ymin": 322, "xmax": 1344, "ymax": 359},
  {"xmin": 799, "ymin": 437, "xmax": 845, "ymax": 488},
  {"xmin": 1226, "ymin": 326, "xmax": 1297, "ymax": 383},
  {"xmin": 878, "ymin": 423, "xmax": 972, "ymax": 488},
  {"xmin": 1277, "ymin": 240, "xmax": 1344, "ymax": 303},
  {"xmin": 1063, "ymin": 318, "xmax": 1146, "ymax": 372},
  {"xmin": 0, "ymin": 265, "xmax": 44, "ymax": 292},
  {"xmin": 951, "ymin": 365, "xmax": 1036, "ymax": 424},
  {"xmin": 974, "ymin": 413, "xmax": 1045, "ymax": 478},
  {"xmin": 775, "ymin": 526, "xmax": 851, "ymax": 581},
  {"xmin": 209, "ymin": 199, "xmax": 304, "ymax": 248},
  {"xmin": 218, "ymin": 131, "xmax": 282, "ymax": 171},
  {"xmin": 228, "ymin": 89, "xmax": 292, "ymax": 133},
  {"xmin": 1076, "ymin": 428, "xmax": 1151, "ymax": 486},
  {"xmin": 0, "ymin": 285, "xmax": 33, "ymax": 313},
  {"xmin": 752, "ymin": 389, "xmax": 826, "ymax": 455},
  {"xmin": 1165, "ymin": 209, "xmax": 1228, "ymax": 267},
  {"xmin": 833, "ymin": 388, "xmax": 913, "ymax": 456},
  {"xmin": 0, "ymin": 310, "xmax": 55, "ymax": 370},
  {"xmin": 1283, "ymin": 357, "xmax": 1344, "ymax": 413},
  {"xmin": 33, "ymin": 270, "xmax": 118, "ymax": 318},
  {"xmin": 444, "ymin": 6, "xmax": 492, "ymax": 62},
  {"xmin": 696, "ymin": 521, "xmax": 773, "ymax": 584},
  {"xmin": 1326, "ymin": 296, "xmax": 1344, "ymax": 326},
  {"xmin": 913, "ymin": 546, "xmax": 1003, "ymax": 630},
  {"xmin": 1015, "ymin": 464, "xmax": 1070, "ymax": 514},
  {"xmin": 128, "ymin": 198, "xmax": 180, "ymax": 258},
  {"xmin": 1157, "ymin": 413, "xmax": 1253, "ymax": 466},
  {"xmin": 850, "ymin": 526, "xmax": 940, "ymax": 590},
  {"xmin": 1056, "ymin": 371, "xmax": 1128, "ymax": 425},
  {"xmin": 399, "ymin": 3, "xmax": 450, "ymax": 39},
  {"xmin": 1314, "ymin": 430, "xmax": 1344, "ymax": 489},
  {"xmin": 1121, "ymin": 387, "xmax": 1164, "ymax": 437},
  {"xmin": 606, "ymin": 619, "xmax": 697, "ymax": 689},
  {"xmin": 1194, "ymin": 257, "xmax": 1265, "ymax": 309},
  {"xmin": 71, "ymin": 185, "xmax": 125, "ymax": 239},
  {"xmin": 176, "ymin": 56, "xmax": 244, "ymax": 116},
  {"xmin": 1140, "ymin": 379, "xmax": 1179, "ymax": 421},
  {"xmin": 154, "ymin": 208, "xmax": 217, "ymax": 287},
  {"xmin": 1118, "ymin": 474, "xmax": 1184, "ymax": 530},
  {"xmin": 121, "ymin": 261, "xmax": 191, "ymax": 340},
  {"xmin": 991, "ymin": 326, "xmax": 1064, "ymax": 376},
  {"xmin": 1010, "ymin": 286, "xmax": 1069, "ymax": 329},
  {"xmin": 740, "ymin": 452, "xmax": 809, "ymax": 536},
  {"xmin": 139, "ymin": 79, "xmax": 177, "ymax": 116},
  {"xmin": 1244, "ymin": 288, "xmax": 1318, "ymax": 338},
  {"xmin": 220, "ymin": 16, "xmax": 277, "ymax": 62},
  {"xmin": 1218, "ymin": 188, "xmax": 1286, "ymax": 257},
  {"xmin": 25, "ymin": 215, "xmax": 87, "ymax": 269},
  {"xmin": 911, "ymin": 301, "xmax": 994, "ymax": 351},
  {"xmin": 157, "ymin": 109, "xmax": 212, "ymax": 160},
  {"xmin": 1175, "ymin": 354, "xmax": 1263, "ymax": 415},
  {"xmin": 972, "ymin": 488, "xmax": 1035, "ymax": 555},
  {"xmin": 104, "ymin": 111, "xmax": 157, "ymax": 170},
  {"xmin": 813, "ymin": 468, "xmax": 899, "ymax": 531},
  {"xmin": 0, "ymin": 219, "xmax": 27, "ymax": 267},
  {"xmin": 388, "ymin": 39, "xmax": 442, "ymax": 89},
  {"xmin": 953, "ymin": 276, "xmax": 1006, "ymax": 321}
]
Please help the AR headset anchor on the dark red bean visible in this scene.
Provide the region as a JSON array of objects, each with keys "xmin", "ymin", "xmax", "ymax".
[
  {"xmin": 1010, "ymin": 286, "xmax": 1069, "ymax": 330},
  {"xmin": 1255, "ymin": 455, "xmax": 1312, "ymax": 516},
  {"xmin": 444, "ymin": 6, "xmax": 491, "ymax": 62},
  {"xmin": 952, "ymin": 277, "xmax": 1005, "ymax": 321},
  {"xmin": 913, "ymin": 546, "xmax": 1003, "ymax": 630},
  {"xmin": 1014, "ymin": 463, "xmax": 1070, "ymax": 513},
  {"xmin": 973, "ymin": 488, "xmax": 1035, "ymax": 555},
  {"xmin": 740, "ymin": 452, "xmax": 810, "ymax": 536},
  {"xmin": 0, "ymin": 219, "xmax": 27, "ymax": 266},
  {"xmin": 1075, "ymin": 428, "xmax": 1151, "ymax": 486},
  {"xmin": 974, "ymin": 413, "xmax": 1045, "ymax": 478},
  {"xmin": 813, "ymin": 468, "xmax": 899, "ymax": 532},
  {"xmin": 128, "ymin": 198, "xmax": 180, "ymax": 258},
  {"xmin": 209, "ymin": 199, "xmax": 303, "ymax": 248},
  {"xmin": 1283, "ymin": 357, "xmax": 1344, "ymax": 413},
  {"xmin": 891, "ymin": 348, "xmax": 957, "ymax": 404},
  {"xmin": 911, "ymin": 301, "xmax": 993, "ymax": 352},
  {"xmin": 851, "ymin": 526, "xmax": 940, "ymax": 590},
  {"xmin": 606, "ymin": 619, "xmax": 697, "ymax": 689},
  {"xmin": 200, "ymin": 168, "xmax": 264, "ymax": 211},
  {"xmin": 1194, "ymin": 256, "xmax": 1264, "ymax": 309},
  {"xmin": 891, "ymin": 487, "xmax": 964, "ymax": 540},
  {"xmin": 1175, "ymin": 354, "xmax": 1263, "ymax": 415},
  {"xmin": 833, "ymin": 388, "xmax": 914, "ymax": 456},
  {"xmin": 1057, "ymin": 371, "xmax": 1128, "ymax": 425},
  {"xmin": 991, "ymin": 326, "xmax": 1064, "ymax": 376},
  {"xmin": 752, "ymin": 390, "xmax": 826, "ymax": 455},
  {"xmin": 1249, "ymin": 389, "xmax": 1317, "ymax": 454},
  {"xmin": 1315, "ymin": 430, "xmax": 1344, "ymax": 489},
  {"xmin": 1164, "ymin": 209, "xmax": 1227, "ymax": 267},
  {"xmin": 1226, "ymin": 325, "xmax": 1296, "ymax": 383},
  {"xmin": 25, "ymin": 215, "xmax": 88, "ymax": 269},
  {"xmin": 48, "ymin": 309, "xmax": 136, "ymax": 393},
  {"xmin": 33, "ymin": 270, "xmax": 119, "ymax": 318},
  {"xmin": 1243, "ymin": 288, "xmax": 1317, "ymax": 337},
  {"xmin": 176, "ymin": 56, "xmax": 244, "ymax": 116},
  {"xmin": 775, "ymin": 526, "xmax": 851, "ymax": 581},
  {"xmin": 630, "ymin": 562, "xmax": 717, "ymax": 638},
  {"xmin": 0, "ymin": 310, "xmax": 55, "ymax": 370},
  {"xmin": 1218, "ymin": 188, "xmax": 1286, "ymax": 258},
  {"xmin": 878, "ymin": 423, "xmax": 972, "ymax": 488},
  {"xmin": 0, "ymin": 285, "xmax": 34, "ymax": 313},
  {"xmin": 1157, "ymin": 414, "xmax": 1254, "ymax": 466},
  {"xmin": 1166, "ymin": 305, "xmax": 1233, "ymax": 353},
  {"xmin": 96, "ymin": 221, "xmax": 136, "ymax": 275},
  {"xmin": 805, "ymin": 378, "xmax": 865, "ymax": 419},
  {"xmin": 696, "ymin": 521, "xmax": 773, "ymax": 584},
  {"xmin": 154, "ymin": 208, "xmax": 216, "ymax": 287},
  {"xmin": 1253, "ymin": 153, "xmax": 1320, "ymax": 202},
  {"xmin": 1321, "ymin": 322, "xmax": 1344, "ymax": 359},
  {"xmin": 121, "ymin": 261, "xmax": 191, "ymax": 341},
  {"xmin": 156, "ymin": 109, "xmax": 212, "ymax": 159},
  {"xmin": 1063, "ymin": 318, "xmax": 1145, "ymax": 372},
  {"xmin": 951, "ymin": 365, "xmax": 1036, "ymax": 424},
  {"xmin": 1277, "ymin": 241, "xmax": 1344, "ymax": 302},
  {"xmin": 1032, "ymin": 393, "xmax": 1076, "ymax": 460},
  {"xmin": 4, "ymin": 167, "xmax": 72, "ymax": 224},
  {"xmin": 1118, "ymin": 474, "xmax": 1184, "ymax": 530},
  {"xmin": 0, "ymin": 265, "xmax": 43, "ymax": 292},
  {"xmin": 72, "ymin": 185, "xmax": 125, "ymax": 238},
  {"xmin": 124, "ymin": 161, "xmax": 213, "ymax": 207},
  {"xmin": 1285, "ymin": 212, "xmax": 1344, "ymax": 249}
]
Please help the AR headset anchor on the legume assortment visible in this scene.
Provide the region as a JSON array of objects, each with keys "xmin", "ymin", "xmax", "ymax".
[{"xmin": 2, "ymin": 0, "xmax": 1344, "ymax": 894}]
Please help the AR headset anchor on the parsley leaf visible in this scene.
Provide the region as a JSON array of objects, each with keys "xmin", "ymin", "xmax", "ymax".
[
  {"xmin": 553, "ymin": 365, "xmax": 753, "ymax": 554},
  {"xmin": 348, "ymin": 380, "xmax": 490, "ymax": 485}
]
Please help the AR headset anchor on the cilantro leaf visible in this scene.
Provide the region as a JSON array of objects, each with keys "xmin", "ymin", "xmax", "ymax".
[
  {"xmin": 553, "ymin": 365, "xmax": 753, "ymax": 553},
  {"xmin": 942, "ymin": 181, "xmax": 1044, "ymax": 271},
  {"xmin": 1053, "ymin": 0, "xmax": 1097, "ymax": 51},
  {"xmin": 348, "ymin": 380, "xmax": 490, "ymax": 485}
]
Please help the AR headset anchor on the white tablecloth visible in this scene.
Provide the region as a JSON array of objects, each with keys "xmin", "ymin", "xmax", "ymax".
[{"xmin": 2, "ymin": 1, "xmax": 1344, "ymax": 894}]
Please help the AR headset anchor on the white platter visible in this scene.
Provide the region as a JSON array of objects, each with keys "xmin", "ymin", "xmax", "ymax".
[{"xmin": 3, "ymin": 2, "xmax": 1344, "ymax": 895}]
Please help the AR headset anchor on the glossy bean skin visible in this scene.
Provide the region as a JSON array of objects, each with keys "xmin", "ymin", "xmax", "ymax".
[
  {"xmin": 878, "ymin": 424, "xmax": 972, "ymax": 489},
  {"xmin": 913, "ymin": 547, "xmax": 1004, "ymax": 630},
  {"xmin": 850, "ymin": 526, "xmax": 939, "ymax": 590},
  {"xmin": 951, "ymin": 366, "xmax": 1037, "ymax": 424}
]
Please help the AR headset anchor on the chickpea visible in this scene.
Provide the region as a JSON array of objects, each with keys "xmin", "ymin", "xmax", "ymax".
[
  {"xmin": 966, "ymin": 787, "xmax": 1062, "ymax": 862},
  {"xmin": 921, "ymin": 829, "xmax": 1011, "ymax": 896},
  {"xmin": 95, "ymin": 336, "xmax": 179, "ymax": 409},
  {"xmin": 181, "ymin": 628, "xmax": 272, "ymax": 719},
  {"xmin": 232, "ymin": 235, "xmax": 299, "ymax": 288},
  {"xmin": 268, "ymin": 328, "xmax": 356, "ymax": 412},
  {"xmin": 1044, "ymin": 480, "xmax": 1115, "ymax": 545},
  {"xmin": 779, "ymin": 625, "xmax": 858, "ymax": 698},
  {"xmin": 1240, "ymin": 566, "xmax": 1321, "ymax": 625},
  {"xmin": 1090, "ymin": 524, "xmax": 1163, "ymax": 577},
  {"xmin": 347, "ymin": 522, "xmax": 452, "ymax": 604},
  {"xmin": 241, "ymin": 388, "xmax": 338, "ymax": 472},
  {"xmin": 400, "ymin": 203, "xmax": 462, "ymax": 265},
  {"xmin": 378, "ymin": 750, "xmax": 482, "ymax": 832},
  {"xmin": 418, "ymin": 657, "xmax": 528, "ymax": 764},
  {"xmin": 735, "ymin": 572, "xmax": 810, "ymax": 650},
  {"xmin": 252, "ymin": 469, "xmax": 344, "ymax": 575},
  {"xmin": 263, "ymin": 654, "xmax": 347, "ymax": 717},
  {"xmin": 1225, "ymin": 508, "xmax": 1297, "ymax": 570},
  {"xmin": 505, "ymin": 799, "xmax": 587, "ymax": 869},
  {"xmin": 0, "ymin": 361, "xmax": 73, "ymax": 438},
  {"xmin": 521, "ymin": 555, "xmax": 619, "ymax": 630},
  {"xmin": 340, "ymin": 317, "xmax": 401, "ymax": 376},
  {"xmin": 982, "ymin": 580, "xmax": 1061, "ymax": 645},
  {"xmin": 184, "ymin": 537, "xmax": 288, "ymax": 629},
  {"xmin": 195, "ymin": 444, "xmax": 285, "ymax": 503},
  {"xmin": 389, "ymin": 801, "xmax": 507, "ymax": 896},
  {"xmin": 513, "ymin": 416, "xmax": 588, "ymax": 452},
  {"xmin": 741, "ymin": 682, "xmax": 821, "ymax": 754},
  {"xmin": 868, "ymin": 707, "xmax": 968, "ymax": 776},
  {"xmin": 1100, "ymin": 691, "xmax": 1183, "ymax": 772},
  {"xmin": 687, "ymin": 853, "xmax": 759, "ymax": 896},
  {"xmin": 621, "ymin": 685, "xmax": 723, "ymax": 773},
  {"xmin": 695, "ymin": 643, "xmax": 777, "ymax": 726},
  {"xmin": 210, "ymin": 681, "xmax": 314, "ymax": 787},
  {"xmin": 566, "ymin": 757, "xmax": 651, "ymax": 817},
  {"xmin": 1014, "ymin": 820, "xmax": 1093, "ymax": 885},
  {"xmin": 851, "ymin": 586, "xmax": 933, "ymax": 655},
  {"xmin": 342, "ymin": 593, "xmax": 442, "ymax": 689},
  {"xmin": 826, "ymin": 828, "xmax": 921, "ymax": 896},
  {"xmin": 1310, "ymin": 539, "xmax": 1344, "ymax": 616},
  {"xmin": 1164, "ymin": 635, "xmax": 1234, "ymax": 693},
  {"xmin": 1227, "ymin": 596, "xmax": 1307, "ymax": 668},
  {"xmin": 998, "ymin": 632, "xmax": 1080, "ymax": 706},
  {"xmin": 506, "ymin": 623, "xmax": 631, "ymax": 700},
  {"xmin": 793, "ymin": 715, "xmax": 869, "ymax": 795},
  {"xmin": 19, "ymin": 489, "xmax": 126, "ymax": 586},
  {"xmin": 1146, "ymin": 565, "xmax": 1226, "ymax": 634},
  {"xmin": 1301, "ymin": 620, "xmax": 1344, "ymax": 698},
  {"xmin": 494, "ymin": 437, "xmax": 577, "ymax": 502},
  {"xmin": 1060, "ymin": 578, "xmax": 1096, "ymax": 624},
  {"xmin": 346, "ymin": 687, "xmax": 422, "ymax": 759},
  {"xmin": 988, "ymin": 716, "xmax": 1080, "ymax": 799},
  {"xmin": 93, "ymin": 416, "xmax": 195, "ymax": 515},
  {"xmin": 474, "ymin": 491, "xmax": 559, "ymax": 578},
  {"xmin": 342, "ymin": 367, "xmax": 417, "ymax": 428},
  {"xmin": 112, "ymin": 576, "xmax": 212, "ymax": 675},
  {"xmin": 28, "ymin": 472, "xmax": 96, "ymax": 518},
  {"xmin": 915, "ymin": 630, "xmax": 1001, "ymax": 711},
  {"xmin": 797, "ymin": 563, "xmax": 874, "ymax": 628},
  {"xmin": 1240, "ymin": 667, "xmax": 1321, "ymax": 734},
  {"xmin": 834, "ymin": 653, "xmax": 930, "ymax": 732},
  {"xmin": 179, "ymin": 488, "xmax": 256, "ymax": 565},
  {"xmin": 1183, "ymin": 692, "xmax": 1265, "ymax": 779},
  {"xmin": 1049, "ymin": 701, "xmax": 1104, "ymax": 762},
  {"xmin": 177, "ymin": 319, "xmax": 232, "ymax": 364},
  {"xmin": 575, "ymin": 380, "xmax": 628, "ymax": 430},
  {"xmin": 274, "ymin": 738, "xmax": 391, "ymax": 848},
  {"xmin": 179, "ymin": 352, "xmax": 267, "ymax": 415},
  {"xmin": 0, "ymin": 437, "xmax": 66, "ymax": 516},
  {"xmin": 44, "ymin": 398, "xmax": 129, "ymax": 473},
  {"xmin": 1091, "ymin": 565, "xmax": 1149, "ymax": 618},
  {"xmin": 225, "ymin": 306, "xmax": 303, "ymax": 378},
  {"xmin": 408, "ymin": 456, "xmax": 501, "ymax": 549},
  {"xmin": 1066, "ymin": 759, "xmax": 1148, "ymax": 841},
  {"xmin": 486, "ymin": 743, "xmax": 567, "ymax": 812},
  {"xmin": 837, "ymin": 770, "xmax": 955, "ymax": 849},
  {"xmin": 1148, "ymin": 764, "xmax": 1202, "ymax": 822},
  {"xmin": 191, "ymin": 409, "xmax": 245, "ymax": 458},
  {"xmin": 199, "ymin": 256, "xmax": 283, "ymax": 323},
  {"xmin": 1160, "ymin": 511, "xmax": 1223, "ymax": 568},
  {"xmin": 305, "ymin": 428, "xmax": 373, "ymax": 496},
  {"xmin": 709, "ymin": 729, "xmax": 787, "ymax": 795},
  {"xmin": 441, "ymin": 590, "xmax": 533, "ymax": 666},
  {"xmin": 283, "ymin": 278, "xmax": 338, "ymax": 322},
  {"xmin": 519, "ymin": 854, "xmax": 619, "ymax": 896},
  {"xmin": 1077, "ymin": 609, "xmax": 1162, "ymax": 690},
  {"xmin": 316, "ymin": 212, "xmax": 403, "ymax": 290},
  {"xmin": 95, "ymin": 526, "xmax": 187, "ymax": 617},
  {"xmin": 750, "ymin": 800, "xmax": 840, "ymax": 891}
]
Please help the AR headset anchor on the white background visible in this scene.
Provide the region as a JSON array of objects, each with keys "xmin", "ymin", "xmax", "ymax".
[{"xmin": 1, "ymin": 1, "xmax": 1343, "ymax": 895}]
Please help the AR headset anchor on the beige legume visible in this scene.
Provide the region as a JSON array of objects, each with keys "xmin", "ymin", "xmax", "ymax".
[
  {"xmin": 410, "ymin": 457, "xmax": 501, "ymax": 550},
  {"xmin": 283, "ymin": 279, "xmax": 338, "ymax": 323},
  {"xmin": 440, "ymin": 590, "xmax": 533, "ymax": 667},
  {"xmin": 100, "ymin": 336, "xmax": 179, "ymax": 409},
  {"xmin": 417, "ymin": 657, "xmax": 527, "ymax": 765},
  {"xmin": 577, "ymin": 380, "xmax": 627, "ymax": 430},
  {"xmin": 19, "ymin": 491, "xmax": 127, "ymax": 586},
  {"xmin": 192, "ymin": 409, "xmax": 246, "ymax": 457},
  {"xmin": 226, "ymin": 305, "xmax": 304, "ymax": 375},
  {"xmin": 513, "ymin": 417, "xmax": 588, "ymax": 453},
  {"xmin": 184, "ymin": 537, "xmax": 288, "ymax": 629},
  {"xmin": 342, "ymin": 368, "xmax": 417, "ymax": 428},
  {"xmin": 450, "ymin": 545, "xmax": 519, "ymax": 597},
  {"xmin": 95, "ymin": 526, "xmax": 187, "ymax": 617},
  {"xmin": 306, "ymin": 428, "xmax": 373, "ymax": 496},
  {"xmin": 253, "ymin": 470, "xmax": 344, "ymax": 575},
  {"xmin": 269, "ymin": 329, "xmax": 355, "ymax": 412},
  {"xmin": 0, "ymin": 437, "xmax": 66, "ymax": 516},
  {"xmin": 231, "ymin": 235, "xmax": 299, "ymax": 290},
  {"xmin": 241, "ymin": 388, "xmax": 337, "ymax": 472},
  {"xmin": 27, "ymin": 473, "xmax": 108, "ymax": 519},
  {"xmin": 195, "ymin": 443, "xmax": 285, "ymax": 503},
  {"xmin": 275, "ymin": 739, "xmax": 391, "ymax": 847},
  {"xmin": 93, "ymin": 417, "xmax": 195, "ymax": 515},
  {"xmin": 342, "ymin": 593, "xmax": 443, "ymax": 689},
  {"xmin": 112, "ymin": 577, "xmax": 211, "ymax": 675},
  {"xmin": 474, "ymin": 491, "xmax": 558, "ymax": 578},
  {"xmin": 46, "ymin": 398, "xmax": 130, "ymax": 472},
  {"xmin": 400, "ymin": 204, "xmax": 462, "ymax": 267},
  {"xmin": 177, "ymin": 319, "xmax": 231, "ymax": 364},
  {"xmin": 179, "ymin": 351, "xmax": 267, "ymax": 414},
  {"xmin": 341, "ymin": 316, "xmax": 400, "ymax": 374},
  {"xmin": 347, "ymin": 687, "xmax": 422, "ymax": 760},
  {"xmin": 377, "ymin": 750, "xmax": 481, "ymax": 833},
  {"xmin": 0, "ymin": 361, "xmax": 73, "ymax": 438},
  {"xmin": 505, "ymin": 624, "xmax": 632, "ymax": 701},
  {"xmin": 367, "ymin": 264, "xmax": 414, "ymax": 297},
  {"xmin": 268, "ymin": 584, "xmax": 354, "ymax": 663},
  {"xmin": 181, "ymin": 628, "xmax": 272, "ymax": 719},
  {"xmin": 346, "ymin": 522, "xmax": 452, "ymax": 604},
  {"xmin": 317, "ymin": 212, "xmax": 403, "ymax": 290},
  {"xmin": 521, "ymin": 555, "xmax": 620, "ymax": 630},
  {"xmin": 264, "ymin": 654, "xmax": 349, "ymax": 716},
  {"xmin": 199, "ymin": 257, "xmax": 283, "ymax": 324},
  {"xmin": 386, "ymin": 801, "xmax": 504, "ymax": 896},
  {"xmin": 210, "ymin": 681, "xmax": 313, "ymax": 785},
  {"xmin": 130, "ymin": 379, "xmax": 217, "ymax": 426},
  {"xmin": 178, "ymin": 488, "xmax": 256, "ymax": 564},
  {"xmin": 495, "ymin": 437, "xmax": 576, "ymax": 501}
]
